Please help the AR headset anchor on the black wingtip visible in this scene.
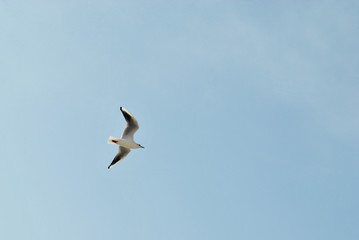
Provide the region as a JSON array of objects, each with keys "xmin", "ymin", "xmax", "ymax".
[
  {"xmin": 120, "ymin": 107, "xmax": 132, "ymax": 122},
  {"xmin": 108, "ymin": 165, "xmax": 111, "ymax": 169}
]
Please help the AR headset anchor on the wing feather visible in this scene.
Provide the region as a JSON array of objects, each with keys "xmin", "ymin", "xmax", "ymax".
[
  {"xmin": 108, "ymin": 146, "xmax": 131, "ymax": 169},
  {"xmin": 120, "ymin": 107, "xmax": 139, "ymax": 141}
]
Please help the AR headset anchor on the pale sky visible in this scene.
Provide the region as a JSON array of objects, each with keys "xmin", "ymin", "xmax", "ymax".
[{"xmin": 1, "ymin": 1, "xmax": 358, "ymax": 240}]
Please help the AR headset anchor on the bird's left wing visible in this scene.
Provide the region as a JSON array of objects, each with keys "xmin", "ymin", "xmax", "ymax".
[{"xmin": 108, "ymin": 146, "xmax": 131, "ymax": 169}]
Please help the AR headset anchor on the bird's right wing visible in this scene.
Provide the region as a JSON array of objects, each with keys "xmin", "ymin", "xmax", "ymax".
[{"xmin": 120, "ymin": 107, "xmax": 139, "ymax": 141}]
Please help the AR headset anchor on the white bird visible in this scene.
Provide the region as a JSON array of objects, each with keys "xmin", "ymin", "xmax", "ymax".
[{"xmin": 107, "ymin": 107, "xmax": 144, "ymax": 169}]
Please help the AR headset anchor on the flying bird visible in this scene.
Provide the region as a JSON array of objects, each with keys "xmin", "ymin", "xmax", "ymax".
[{"xmin": 107, "ymin": 107, "xmax": 144, "ymax": 169}]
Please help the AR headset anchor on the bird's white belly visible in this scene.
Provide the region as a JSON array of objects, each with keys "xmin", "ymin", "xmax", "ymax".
[{"xmin": 117, "ymin": 139, "xmax": 139, "ymax": 149}]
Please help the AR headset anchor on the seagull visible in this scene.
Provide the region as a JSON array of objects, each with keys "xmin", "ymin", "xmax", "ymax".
[{"xmin": 107, "ymin": 107, "xmax": 144, "ymax": 169}]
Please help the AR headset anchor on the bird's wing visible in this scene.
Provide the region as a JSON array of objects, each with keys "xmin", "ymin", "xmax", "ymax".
[
  {"xmin": 108, "ymin": 146, "xmax": 131, "ymax": 169},
  {"xmin": 120, "ymin": 107, "xmax": 139, "ymax": 141}
]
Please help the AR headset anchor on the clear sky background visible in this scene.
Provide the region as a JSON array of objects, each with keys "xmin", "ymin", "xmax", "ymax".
[{"xmin": 1, "ymin": 1, "xmax": 358, "ymax": 239}]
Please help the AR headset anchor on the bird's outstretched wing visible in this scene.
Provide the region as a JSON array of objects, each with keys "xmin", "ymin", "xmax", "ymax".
[
  {"xmin": 120, "ymin": 107, "xmax": 139, "ymax": 141},
  {"xmin": 108, "ymin": 146, "xmax": 131, "ymax": 169}
]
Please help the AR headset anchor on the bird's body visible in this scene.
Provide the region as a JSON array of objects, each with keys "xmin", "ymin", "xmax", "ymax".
[
  {"xmin": 108, "ymin": 137, "xmax": 142, "ymax": 149},
  {"xmin": 107, "ymin": 107, "xmax": 144, "ymax": 169}
]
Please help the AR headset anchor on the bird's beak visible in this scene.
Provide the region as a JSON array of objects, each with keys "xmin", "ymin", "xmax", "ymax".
[{"xmin": 141, "ymin": 145, "xmax": 144, "ymax": 148}]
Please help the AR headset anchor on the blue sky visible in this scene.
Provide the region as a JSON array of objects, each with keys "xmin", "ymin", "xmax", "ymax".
[{"xmin": 1, "ymin": 1, "xmax": 358, "ymax": 239}]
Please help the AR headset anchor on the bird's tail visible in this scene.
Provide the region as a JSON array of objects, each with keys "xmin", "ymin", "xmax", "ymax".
[{"xmin": 108, "ymin": 136, "xmax": 120, "ymax": 144}]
